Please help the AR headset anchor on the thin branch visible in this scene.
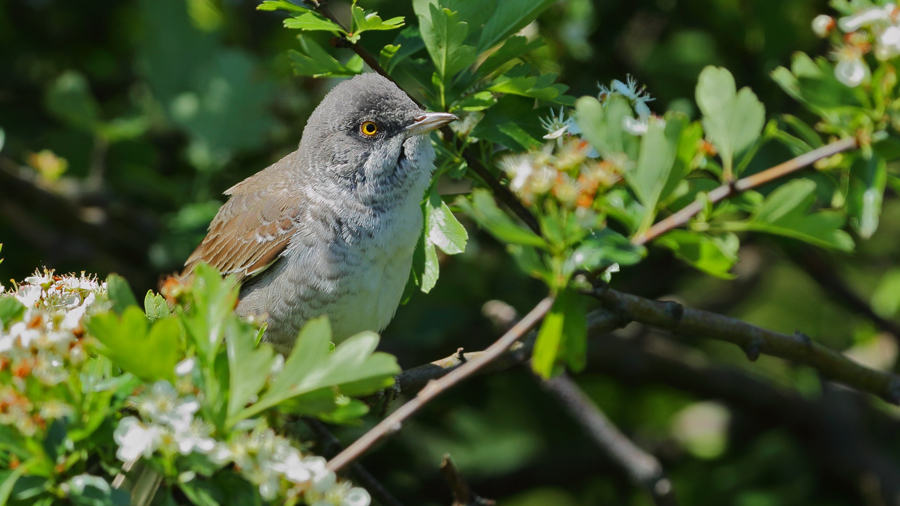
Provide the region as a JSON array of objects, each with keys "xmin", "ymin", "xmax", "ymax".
[
  {"xmin": 440, "ymin": 455, "xmax": 495, "ymax": 506},
  {"xmin": 301, "ymin": 418, "xmax": 407, "ymax": 506},
  {"xmin": 631, "ymin": 137, "xmax": 859, "ymax": 246},
  {"xmin": 326, "ymin": 297, "xmax": 556, "ymax": 472},
  {"xmin": 395, "ymin": 309, "xmax": 625, "ymax": 395},
  {"xmin": 316, "ymin": 6, "xmax": 542, "ymax": 235},
  {"xmin": 539, "ymin": 374, "xmax": 677, "ymax": 506},
  {"xmin": 589, "ymin": 284, "xmax": 900, "ymax": 405}
]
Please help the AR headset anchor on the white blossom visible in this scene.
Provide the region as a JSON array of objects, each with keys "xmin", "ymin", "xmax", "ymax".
[
  {"xmin": 622, "ymin": 116, "xmax": 649, "ymax": 136},
  {"xmin": 812, "ymin": 15, "xmax": 835, "ymax": 37},
  {"xmin": 834, "ymin": 54, "xmax": 869, "ymax": 87},
  {"xmin": 877, "ymin": 25, "xmax": 900, "ymax": 60},
  {"xmin": 837, "ymin": 5, "xmax": 893, "ymax": 33},
  {"xmin": 113, "ymin": 417, "xmax": 160, "ymax": 462},
  {"xmin": 175, "ymin": 357, "xmax": 197, "ymax": 377}
]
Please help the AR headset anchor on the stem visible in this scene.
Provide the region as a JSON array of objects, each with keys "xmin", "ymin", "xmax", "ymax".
[
  {"xmin": 631, "ymin": 137, "xmax": 859, "ymax": 246},
  {"xmin": 326, "ymin": 297, "xmax": 555, "ymax": 472}
]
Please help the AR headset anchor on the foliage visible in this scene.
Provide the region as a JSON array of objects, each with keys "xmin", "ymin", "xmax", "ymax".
[
  {"xmin": 5, "ymin": 0, "xmax": 900, "ymax": 505},
  {"xmin": 0, "ymin": 267, "xmax": 394, "ymax": 505}
]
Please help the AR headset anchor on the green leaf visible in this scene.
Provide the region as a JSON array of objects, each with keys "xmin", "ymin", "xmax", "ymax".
[
  {"xmin": 181, "ymin": 263, "xmax": 240, "ymax": 361},
  {"xmin": 107, "ymin": 274, "xmax": 138, "ymax": 315},
  {"xmin": 228, "ymin": 317, "xmax": 399, "ymax": 426},
  {"xmin": 570, "ymin": 229, "xmax": 645, "ymax": 273},
  {"xmin": 656, "ymin": 231, "xmax": 738, "ymax": 279},
  {"xmin": 472, "ymin": 95, "xmax": 551, "ymax": 150},
  {"xmin": 0, "ymin": 297, "xmax": 25, "ymax": 327},
  {"xmin": 477, "ymin": 0, "xmax": 556, "ymax": 52},
  {"xmin": 872, "ymin": 268, "xmax": 900, "ymax": 318},
  {"xmin": 575, "ymin": 95, "xmax": 638, "ymax": 160},
  {"xmin": 452, "ymin": 91, "xmax": 497, "ymax": 112},
  {"xmin": 695, "ymin": 66, "xmax": 765, "ymax": 179},
  {"xmin": 532, "ymin": 289, "xmax": 586, "ymax": 378},
  {"xmin": 144, "ymin": 291, "xmax": 170, "ymax": 321},
  {"xmin": 288, "ymin": 37, "xmax": 363, "ymax": 78},
  {"xmin": 477, "ymin": 35, "xmax": 545, "ymax": 78},
  {"xmin": 741, "ymin": 179, "xmax": 854, "ymax": 251},
  {"xmin": 283, "ymin": 12, "xmax": 344, "ymax": 34},
  {"xmin": 847, "ymin": 155, "xmax": 886, "ymax": 239},
  {"xmin": 44, "ymin": 71, "xmax": 100, "ymax": 133},
  {"xmin": 426, "ymin": 189, "xmax": 468, "ymax": 255},
  {"xmin": 87, "ymin": 307, "xmax": 181, "ymax": 382},
  {"xmin": 381, "ymin": 27, "xmax": 426, "ymax": 74},
  {"xmin": 626, "ymin": 112, "xmax": 686, "ymax": 230},
  {"xmin": 456, "ymin": 189, "xmax": 546, "ymax": 248},
  {"xmin": 348, "ymin": 1, "xmax": 404, "ymax": 43},
  {"xmin": 419, "ymin": 4, "xmax": 477, "ymax": 81},
  {"xmin": 226, "ymin": 320, "xmax": 275, "ymax": 417},
  {"xmin": 0, "ymin": 467, "xmax": 25, "ymax": 506},
  {"xmin": 486, "ymin": 64, "xmax": 566, "ymax": 102},
  {"xmin": 256, "ymin": 0, "xmax": 308, "ymax": 13}
]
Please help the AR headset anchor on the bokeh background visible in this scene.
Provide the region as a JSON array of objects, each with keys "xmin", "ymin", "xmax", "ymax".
[{"xmin": 7, "ymin": 0, "xmax": 900, "ymax": 505}]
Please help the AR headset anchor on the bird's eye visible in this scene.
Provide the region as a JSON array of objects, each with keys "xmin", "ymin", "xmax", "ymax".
[{"xmin": 360, "ymin": 121, "xmax": 379, "ymax": 137}]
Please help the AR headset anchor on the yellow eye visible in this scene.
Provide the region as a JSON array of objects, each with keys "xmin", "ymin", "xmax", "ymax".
[{"xmin": 360, "ymin": 121, "xmax": 379, "ymax": 137}]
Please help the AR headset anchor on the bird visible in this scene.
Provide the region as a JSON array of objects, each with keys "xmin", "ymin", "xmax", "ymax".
[{"xmin": 182, "ymin": 73, "xmax": 457, "ymax": 353}]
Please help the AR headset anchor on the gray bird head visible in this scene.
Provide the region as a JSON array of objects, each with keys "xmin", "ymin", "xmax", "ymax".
[{"xmin": 297, "ymin": 73, "xmax": 456, "ymax": 199}]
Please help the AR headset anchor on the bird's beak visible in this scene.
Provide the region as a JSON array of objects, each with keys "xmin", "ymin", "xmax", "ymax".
[{"xmin": 405, "ymin": 112, "xmax": 458, "ymax": 136}]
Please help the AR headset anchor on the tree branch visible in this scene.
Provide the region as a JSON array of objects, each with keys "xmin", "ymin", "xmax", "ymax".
[
  {"xmin": 631, "ymin": 137, "xmax": 859, "ymax": 246},
  {"xmin": 301, "ymin": 418, "xmax": 408, "ymax": 506},
  {"xmin": 440, "ymin": 455, "xmax": 495, "ymax": 506},
  {"xmin": 589, "ymin": 284, "xmax": 900, "ymax": 404},
  {"xmin": 539, "ymin": 374, "xmax": 678, "ymax": 506},
  {"xmin": 326, "ymin": 297, "xmax": 556, "ymax": 472}
]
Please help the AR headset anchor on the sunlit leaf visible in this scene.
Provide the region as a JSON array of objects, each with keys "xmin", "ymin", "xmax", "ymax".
[
  {"xmin": 87, "ymin": 307, "xmax": 181, "ymax": 382},
  {"xmin": 696, "ymin": 66, "xmax": 765, "ymax": 179},
  {"xmin": 656, "ymin": 231, "xmax": 738, "ymax": 279},
  {"xmin": 418, "ymin": 4, "xmax": 477, "ymax": 81},
  {"xmin": 107, "ymin": 274, "xmax": 139, "ymax": 315}
]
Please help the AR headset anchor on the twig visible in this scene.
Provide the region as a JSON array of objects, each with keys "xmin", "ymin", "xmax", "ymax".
[
  {"xmin": 302, "ymin": 418, "xmax": 407, "ymax": 506},
  {"xmin": 316, "ymin": 5, "xmax": 542, "ymax": 235},
  {"xmin": 539, "ymin": 374, "xmax": 677, "ymax": 506},
  {"xmin": 631, "ymin": 137, "xmax": 859, "ymax": 246},
  {"xmin": 440, "ymin": 455, "xmax": 495, "ymax": 506},
  {"xmin": 326, "ymin": 297, "xmax": 555, "ymax": 472},
  {"xmin": 789, "ymin": 248, "xmax": 900, "ymax": 340},
  {"xmin": 395, "ymin": 309, "xmax": 625, "ymax": 395},
  {"xmin": 589, "ymin": 284, "xmax": 900, "ymax": 404}
]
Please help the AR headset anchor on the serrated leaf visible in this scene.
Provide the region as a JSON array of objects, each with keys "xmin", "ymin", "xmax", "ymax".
[
  {"xmin": 847, "ymin": 155, "xmax": 886, "ymax": 239},
  {"xmin": 456, "ymin": 189, "xmax": 546, "ymax": 248},
  {"xmin": 656, "ymin": 230, "xmax": 738, "ymax": 279},
  {"xmin": 144, "ymin": 291, "xmax": 171, "ymax": 321},
  {"xmin": 741, "ymin": 179, "xmax": 854, "ymax": 251},
  {"xmin": 87, "ymin": 307, "xmax": 180, "ymax": 382},
  {"xmin": 180, "ymin": 263, "xmax": 240, "ymax": 361},
  {"xmin": 228, "ymin": 317, "xmax": 399, "ymax": 426},
  {"xmin": 419, "ymin": 4, "xmax": 477, "ymax": 81},
  {"xmin": 452, "ymin": 91, "xmax": 496, "ymax": 112},
  {"xmin": 349, "ymin": 2, "xmax": 404, "ymax": 43},
  {"xmin": 696, "ymin": 66, "xmax": 765, "ymax": 179},
  {"xmin": 107, "ymin": 274, "xmax": 138, "ymax": 315},
  {"xmin": 426, "ymin": 189, "xmax": 468, "ymax": 255},
  {"xmin": 283, "ymin": 12, "xmax": 343, "ymax": 33}
]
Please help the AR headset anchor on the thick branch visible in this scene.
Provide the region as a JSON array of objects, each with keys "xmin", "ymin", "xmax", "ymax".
[
  {"xmin": 326, "ymin": 297, "xmax": 555, "ymax": 472},
  {"xmin": 631, "ymin": 137, "xmax": 859, "ymax": 246},
  {"xmin": 540, "ymin": 374, "xmax": 677, "ymax": 506},
  {"xmin": 589, "ymin": 285, "xmax": 900, "ymax": 404}
]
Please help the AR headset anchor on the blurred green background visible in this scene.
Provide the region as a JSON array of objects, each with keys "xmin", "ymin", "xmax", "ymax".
[{"xmin": 6, "ymin": 0, "xmax": 900, "ymax": 504}]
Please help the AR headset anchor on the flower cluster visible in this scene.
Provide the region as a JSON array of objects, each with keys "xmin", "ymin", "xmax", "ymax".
[
  {"xmin": 500, "ymin": 136, "xmax": 624, "ymax": 218},
  {"xmin": 114, "ymin": 376, "xmax": 371, "ymax": 505},
  {"xmin": 0, "ymin": 270, "xmax": 105, "ymax": 436},
  {"xmin": 814, "ymin": 2, "xmax": 900, "ymax": 87}
]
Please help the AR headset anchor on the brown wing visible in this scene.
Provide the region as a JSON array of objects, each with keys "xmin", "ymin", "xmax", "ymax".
[{"xmin": 183, "ymin": 160, "xmax": 302, "ymax": 283}]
